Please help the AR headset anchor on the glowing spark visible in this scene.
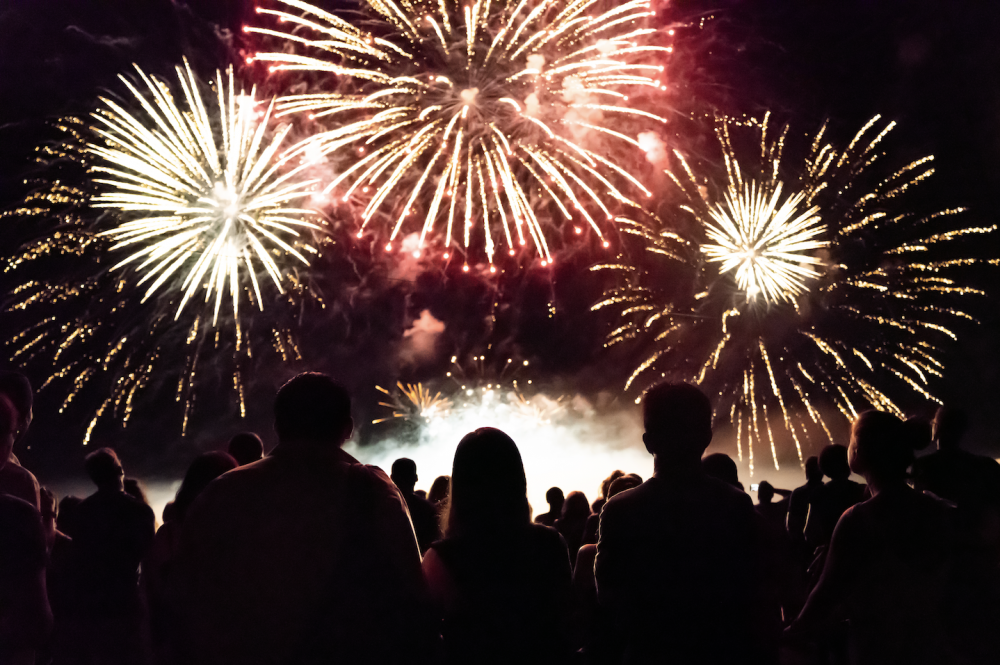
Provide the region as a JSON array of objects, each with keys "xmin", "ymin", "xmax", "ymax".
[
  {"xmin": 249, "ymin": 0, "xmax": 670, "ymax": 262},
  {"xmin": 595, "ymin": 116, "xmax": 994, "ymax": 472}
]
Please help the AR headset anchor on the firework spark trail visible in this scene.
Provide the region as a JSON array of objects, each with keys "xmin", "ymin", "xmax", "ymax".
[
  {"xmin": 594, "ymin": 114, "xmax": 995, "ymax": 473},
  {"xmin": 247, "ymin": 0, "xmax": 671, "ymax": 266},
  {"xmin": 3, "ymin": 62, "xmax": 324, "ymax": 439}
]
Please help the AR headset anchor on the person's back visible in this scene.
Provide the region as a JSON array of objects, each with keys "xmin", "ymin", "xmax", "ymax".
[
  {"xmin": 173, "ymin": 373, "xmax": 432, "ymax": 665},
  {"xmin": 787, "ymin": 456, "xmax": 823, "ymax": 545},
  {"xmin": 790, "ymin": 411, "xmax": 958, "ymax": 665},
  {"xmin": 596, "ymin": 383, "xmax": 758, "ymax": 665},
  {"xmin": 805, "ymin": 444, "xmax": 865, "ymax": 550},
  {"xmin": 533, "ymin": 486, "xmax": 563, "ymax": 527},
  {"xmin": 423, "ymin": 429, "xmax": 573, "ymax": 665},
  {"xmin": 70, "ymin": 449, "xmax": 155, "ymax": 616},
  {"xmin": 391, "ymin": 458, "xmax": 440, "ymax": 554}
]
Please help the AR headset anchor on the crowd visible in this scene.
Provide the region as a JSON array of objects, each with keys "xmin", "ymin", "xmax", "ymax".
[{"xmin": 2, "ymin": 369, "xmax": 1000, "ymax": 665}]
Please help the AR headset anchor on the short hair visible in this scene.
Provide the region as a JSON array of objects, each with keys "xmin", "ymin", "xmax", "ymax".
[
  {"xmin": 0, "ymin": 371, "xmax": 32, "ymax": 422},
  {"xmin": 273, "ymin": 373, "xmax": 352, "ymax": 443},
  {"xmin": 852, "ymin": 411, "xmax": 928, "ymax": 481},
  {"xmin": 702, "ymin": 452, "xmax": 740, "ymax": 487},
  {"xmin": 819, "ymin": 444, "xmax": 851, "ymax": 481},
  {"xmin": 545, "ymin": 486, "xmax": 564, "ymax": 505},
  {"xmin": 804, "ymin": 456, "xmax": 822, "ymax": 482},
  {"xmin": 228, "ymin": 432, "xmax": 264, "ymax": 465},
  {"xmin": 642, "ymin": 382, "xmax": 713, "ymax": 456},
  {"xmin": 84, "ymin": 448, "xmax": 123, "ymax": 487},
  {"xmin": 607, "ymin": 473, "xmax": 642, "ymax": 499},
  {"xmin": 391, "ymin": 457, "xmax": 417, "ymax": 481}
]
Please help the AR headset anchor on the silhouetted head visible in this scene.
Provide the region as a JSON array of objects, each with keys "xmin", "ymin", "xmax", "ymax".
[
  {"xmin": 702, "ymin": 452, "xmax": 740, "ymax": 488},
  {"xmin": 84, "ymin": 448, "xmax": 124, "ymax": 492},
  {"xmin": 607, "ymin": 473, "xmax": 642, "ymax": 499},
  {"xmin": 642, "ymin": 382, "xmax": 713, "ymax": 464},
  {"xmin": 561, "ymin": 491, "xmax": 591, "ymax": 523},
  {"xmin": 850, "ymin": 411, "xmax": 929, "ymax": 486},
  {"xmin": 933, "ymin": 406, "xmax": 968, "ymax": 452},
  {"xmin": 545, "ymin": 486, "xmax": 565, "ymax": 511},
  {"xmin": 428, "ymin": 475, "xmax": 450, "ymax": 505},
  {"xmin": 599, "ymin": 470, "xmax": 625, "ymax": 500},
  {"xmin": 57, "ymin": 495, "xmax": 82, "ymax": 535},
  {"xmin": 124, "ymin": 478, "xmax": 149, "ymax": 505},
  {"xmin": 445, "ymin": 427, "xmax": 530, "ymax": 538},
  {"xmin": 804, "ymin": 456, "xmax": 822, "ymax": 483},
  {"xmin": 273, "ymin": 373, "xmax": 353, "ymax": 446},
  {"xmin": 819, "ymin": 444, "xmax": 851, "ymax": 481},
  {"xmin": 0, "ymin": 394, "xmax": 16, "ymax": 472},
  {"xmin": 173, "ymin": 451, "xmax": 238, "ymax": 522},
  {"xmin": 228, "ymin": 432, "xmax": 264, "ymax": 465},
  {"xmin": 0, "ymin": 371, "xmax": 32, "ymax": 441},
  {"xmin": 391, "ymin": 457, "xmax": 418, "ymax": 494},
  {"xmin": 757, "ymin": 480, "xmax": 775, "ymax": 504}
]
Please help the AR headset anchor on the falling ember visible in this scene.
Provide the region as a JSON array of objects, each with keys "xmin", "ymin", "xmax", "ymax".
[
  {"xmin": 594, "ymin": 114, "xmax": 995, "ymax": 473},
  {"xmin": 248, "ymin": 0, "xmax": 669, "ymax": 262}
]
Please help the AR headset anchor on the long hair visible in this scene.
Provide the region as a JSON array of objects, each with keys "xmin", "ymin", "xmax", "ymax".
[
  {"xmin": 444, "ymin": 428, "xmax": 530, "ymax": 538},
  {"xmin": 173, "ymin": 452, "xmax": 238, "ymax": 522}
]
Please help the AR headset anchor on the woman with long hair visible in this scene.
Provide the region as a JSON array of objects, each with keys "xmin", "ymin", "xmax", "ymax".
[
  {"xmin": 422, "ymin": 428, "xmax": 574, "ymax": 665},
  {"xmin": 787, "ymin": 411, "xmax": 958, "ymax": 664}
]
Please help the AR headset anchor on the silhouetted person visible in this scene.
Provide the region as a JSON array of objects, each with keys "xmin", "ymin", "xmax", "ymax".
[
  {"xmin": 60, "ymin": 447, "xmax": 154, "ymax": 663},
  {"xmin": 789, "ymin": 411, "xmax": 957, "ymax": 664},
  {"xmin": 56, "ymin": 495, "xmax": 82, "ymax": 536},
  {"xmin": 227, "ymin": 431, "xmax": 264, "ymax": 466},
  {"xmin": 591, "ymin": 470, "xmax": 625, "ymax": 515},
  {"xmin": 804, "ymin": 444, "xmax": 866, "ymax": 552},
  {"xmin": 173, "ymin": 373, "xmax": 434, "ymax": 665},
  {"xmin": 0, "ymin": 371, "xmax": 40, "ymax": 509},
  {"xmin": 703, "ymin": 453, "xmax": 803, "ymax": 663},
  {"xmin": 391, "ymin": 457, "xmax": 440, "ymax": 554},
  {"xmin": 755, "ymin": 480, "xmax": 791, "ymax": 532},
  {"xmin": 144, "ymin": 452, "xmax": 237, "ymax": 665},
  {"xmin": 787, "ymin": 456, "xmax": 823, "ymax": 549},
  {"xmin": 913, "ymin": 406, "xmax": 998, "ymax": 507},
  {"xmin": 0, "ymin": 393, "xmax": 51, "ymax": 664},
  {"xmin": 422, "ymin": 428, "xmax": 573, "ymax": 665},
  {"xmin": 534, "ymin": 486, "xmax": 564, "ymax": 527},
  {"xmin": 556, "ymin": 490, "xmax": 590, "ymax": 565},
  {"xmin": 596, "ymin": 383, "xmax": 760, "ymax": 665},
  {"xmin": 573, "ymin": 474, "xmax": 642, "ymax": 655},
  {"xmin": 583, "ymin": 472, "xmax": 632, "ymax": 546},
  {"xmin": 428, "ymin": 475, "xmax": 450, "ymax": 507}
]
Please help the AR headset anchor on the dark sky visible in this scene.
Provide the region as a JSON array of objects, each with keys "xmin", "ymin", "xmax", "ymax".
[{"xmin": 2, "ymin": 0, "xmax": 1000, "ymax": 479}]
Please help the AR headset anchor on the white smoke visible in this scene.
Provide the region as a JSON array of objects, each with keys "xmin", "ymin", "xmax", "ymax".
[
  {"xmin": 638, "ymin": 131, "xmax": 669, "ymax": 167},
  {"xmin": 399, "ymin": 309, "xmax": 446, "ymax": 367}
]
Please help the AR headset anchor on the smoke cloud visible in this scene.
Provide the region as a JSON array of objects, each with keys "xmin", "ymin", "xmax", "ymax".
[{"xmin": 399, "ymin": 309, "xmax": 446, "ymax": 367}]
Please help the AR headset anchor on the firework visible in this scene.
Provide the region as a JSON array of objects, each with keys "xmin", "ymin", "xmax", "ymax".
[
  {"xmin": 594, "ymin": 115, "xmax": 994, "ymax": 473},
  {"xmin": 374, "ymin": 381, "xmax": 453, "ymax": 423},
  {"xmin": 3, "ymin": 61, "xmax": 323, "ymax": 439},
  {"xmin": 247, "ymin": 0, "xmax": 671, "ymax": 265}
]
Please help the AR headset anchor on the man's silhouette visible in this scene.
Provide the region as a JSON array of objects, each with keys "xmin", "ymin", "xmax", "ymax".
[
  {"xmin": 391, "ymin": 457, "xmax": 440, "ymax": 554},
  {"xmin": 534, "ymin": 487, "xmax": 564, "ymax": 527},
  {"xmin": 174, "ymin": 373, "xmax": 434, "ymax": 665},
  {"xmin": 595, "ymin": 382, "xmax": 759, "ymax": 664},
  {"xmin": 786, "ymin": 456, "xmax": 822, "ymax": 545}
]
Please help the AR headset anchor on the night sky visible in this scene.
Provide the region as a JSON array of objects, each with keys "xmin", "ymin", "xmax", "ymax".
[{"xmin": 2, "ymin": 0, "xmax": 1000, "ymax": 481}]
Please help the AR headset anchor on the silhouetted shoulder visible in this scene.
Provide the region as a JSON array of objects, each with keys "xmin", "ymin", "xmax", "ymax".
[{"xmin": 0, "ymin": 493, "xmax": 45, "ymax": 564}]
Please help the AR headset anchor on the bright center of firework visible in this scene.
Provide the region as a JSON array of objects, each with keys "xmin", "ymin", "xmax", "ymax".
[
  {"xmin": 251, "ymin": 0, "xmax": 670, "ymax": 262},
  {"xmin": 701, "ymin": 180, "xmax": 827, "ymax": 304}
]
